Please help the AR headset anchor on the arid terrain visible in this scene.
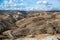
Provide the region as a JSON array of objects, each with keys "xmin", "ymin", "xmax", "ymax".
[{"xmin": 0, "ymin": 11, "xmax": 60, "ymax": 40}]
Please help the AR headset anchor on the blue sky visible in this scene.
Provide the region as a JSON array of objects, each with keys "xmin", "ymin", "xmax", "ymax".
[{"xmin": 0, "ymin": 0, "xmax": 60, "ymax": 11}]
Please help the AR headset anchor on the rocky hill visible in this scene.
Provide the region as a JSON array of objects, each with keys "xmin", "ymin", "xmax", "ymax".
[{"xmin": 0, "ymin": 11, "xmax": 60, "ymax": 40}]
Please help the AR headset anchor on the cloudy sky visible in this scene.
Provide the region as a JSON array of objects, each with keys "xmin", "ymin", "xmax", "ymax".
[{"xmin": 0, "ymin": 0, "xmax": 60, "ymax": 11}]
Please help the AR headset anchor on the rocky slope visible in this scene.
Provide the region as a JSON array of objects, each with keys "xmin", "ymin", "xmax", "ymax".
[{"xmin": 0, "ymin": 11, "xmax": 60, "ymax": 40}]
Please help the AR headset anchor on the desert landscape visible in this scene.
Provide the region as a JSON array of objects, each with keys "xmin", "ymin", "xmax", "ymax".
[{"xmin": 0, "ymin": 11, "xmax": 60, "ymax": 40}]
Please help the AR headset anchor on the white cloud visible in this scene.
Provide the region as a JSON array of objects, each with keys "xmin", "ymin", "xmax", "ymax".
[
  {"xmin": 36, "ymin": 0, "xmax": 48, "ymax": 5},
  {"xmin": 36, "ymin": 1, "xmax": 42, "ymax": 4},
  {"xmin": 13, "ymin": 4, "xmax": 17, "ymax": 6},
  {"xmin": 23, "ymin": 7, "xmax": 34, "ymax": 11},
  {"xmin": 20, "ymin": 3, "xmax": 26, "ymax": 6},
  {"xmin": 43, "ymin": 1, "xmax": 47, "ymax": 4},
  {"xmin": 9, "ymin": 0, "xmax": 13, "ymax": 4},
  {"xmin": 29, "ymin": 7, "xmax": 34, "ymax": 10},
  {"xmin": 4, "ymin": 0, "xmax": 8, "ymax": 5}
]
